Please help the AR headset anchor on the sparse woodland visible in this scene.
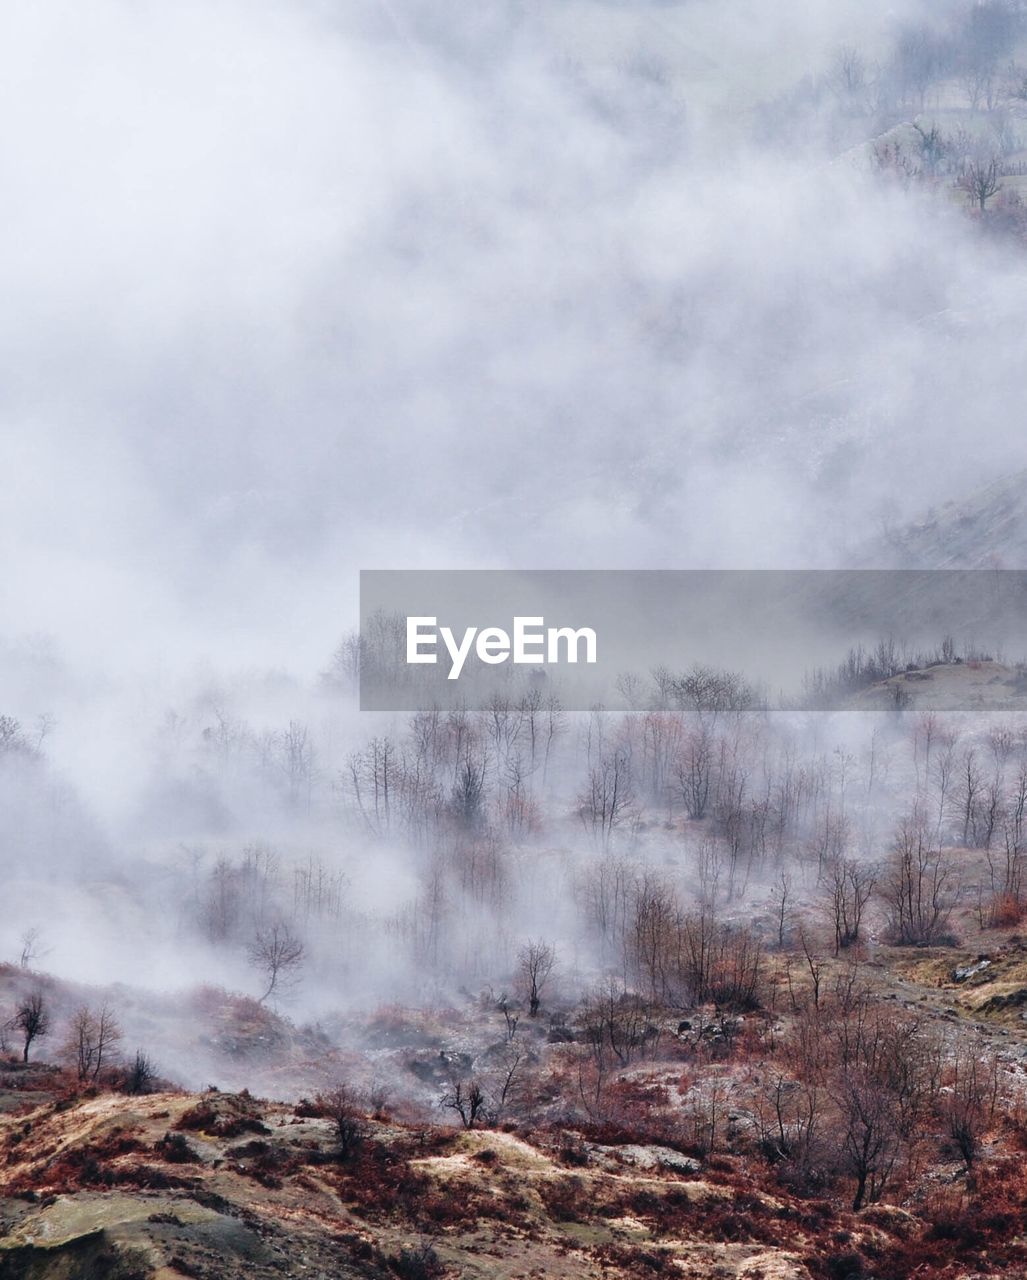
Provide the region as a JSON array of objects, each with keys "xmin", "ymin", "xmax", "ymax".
[
  {"xmin": 6, "ymin": 0, "xmax": 1027, "ymax": 1275},
  {"xmin": 7, "ymin": 637, "xmax": 1027, "ymax": 1275}
]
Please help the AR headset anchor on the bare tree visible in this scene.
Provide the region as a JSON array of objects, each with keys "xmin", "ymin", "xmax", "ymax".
[
  {"xmin": 579, "ymin": 853, "xmax": 634, "ymax": 963},
  {"xmin": 488, "ymin": 1047, "xmax": 527, "ymax": 1125},
  {"xmin": 955, "ymin": 747, "xmax": 984, "ymax": 845},
  {"xmin": 911, "ymin": 120, "xmax": 948, "ymax": 177},
  {"xmin": 824, "ymin": 858, "xmax": 877, "ymax": 955},
  {"xmin": 942, "ymin": 1047, "xmax": 1000, "ymax": 1170},
  {"xmin": 669, "ymin": 664, "xmax": 757, "ymax": 722},
  {"xmin": 631, "ymin": 872, "xmax": 680, "ymax": 1002},
  {"xmin": 248, "ymin": 921, "xmax": 305, "ymax": 1004},
  {"xmin": 960, "ymin": 62, "xmax": 996, "ymax": 111},
  {"xmin": 317, "ymin": 1084, "xmax": 369, "ymax": 1160},
  {"xmin": 440, "ymin": 1078, "xmax": 487, "ymax": 1128},
  {"xmin": 754, "ymin": 1070, "xmax": 823, "ymax": 1183},
  {"xmin": 798, "ymin": 929, "xmax": 825, "ymax": 1011},
  {"xmin": 123, "ymin": 1050, "xmax": 158, "ymax": 1096},
  {"xmin": 829, "ymin": 44, "xmax": 871, "ymax": 105},
  {"xmin": 495, "ymin": 992, "xmax": 519, "ymax": 1043},
  {"xmin": 834, "ymin": 1071, "xmax": 902, "ymax": 1211},
  {"xmin": 0, "ymin": 715, "xmax": 32, "ymax": 757},
  {"xmin": 579, "ymin": 979, "xmax": 657, "ymax": 1070},
  {"xmin": 579, "ymin": 748, "xmax": 634, "ymax": 849},
  {"xmin": 347, "ymin": 736, "xmax": 395, "ymax": 837},
  {"xmin": 262, "ymin": 720, "xmax": 317, "ymax": 809},
  {"xmin": 450, "ymin": 744, "xmax": 489, "ymax": 832},
  {"xmin": 15, "ymin": 991, "xmax": 49, "ymax": 1063},
  {"xmin": 518, "ymin": 940, "xmax": 556, "ymax": 1017},
  {"xmin": 892, "ymin": 23, "xmax": 945, "ymax": 113},
  {"xmin": 675, "ymin": 727, "xmax": 714, "ymax": 819},
  {"xmin": 769, "ymin": 868, "xmax": 794, "ymax": 949},
  {"xmin": 67, "ymin": 1003, "xmax": 123, "ymax": 1081},
  {"xmin": 880, "ymin": 813, "xmax": 954, "ymax": 945},
  {"xmin": 18, "ymin": 927, "xmax": 47, "ymax": 971},
  {"xmin": 958, "ymin": 155, "xmax": 1002, "ymax": 211},
  {"xmin": 986, "ymin": 762, "xmax": 1027, "ymax": 916}
]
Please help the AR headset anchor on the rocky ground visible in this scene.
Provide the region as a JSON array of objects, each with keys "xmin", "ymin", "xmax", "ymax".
[{"xmin": 0, "ymin": 1081, "xmax": 842, "ymax": 1280}]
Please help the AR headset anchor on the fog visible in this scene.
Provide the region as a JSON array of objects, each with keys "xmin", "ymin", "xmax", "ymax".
[{"xmin": 3, "ymin": 0, "xmax": 1027, "ymax": 1088}]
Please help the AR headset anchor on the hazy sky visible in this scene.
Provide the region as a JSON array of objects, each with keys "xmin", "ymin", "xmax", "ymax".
[
  {"xmin": 2, "ymin": 0, "xmax": 1025, "ymax": 685},
  {"xmin": 6, "ymin": 0, "xmax": 1027, "ymax": 1056}
]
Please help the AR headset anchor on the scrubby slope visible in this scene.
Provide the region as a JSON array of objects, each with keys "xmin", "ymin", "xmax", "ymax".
[{"xmin": 0, "ymin": 1084, "xmax": 868, "ymax": 1280}]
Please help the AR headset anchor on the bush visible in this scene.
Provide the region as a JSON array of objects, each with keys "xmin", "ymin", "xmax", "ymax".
[
  {"xmin": 175, "ymin": 1099, "xmax": 269, "ymax": 1138},
  {"xmin": 988, "ymin": 893, "xmax": 1025, "ymax": 928},
  {"xmin": 120, "ymin": 1050, "xmax": 158, "ymax": 1096},
  {"xmin": 392, "ymin": 1240, "xmax": 444, "ymax": 1279},
  {"xmin": 154, "ymin": 1132, "xmax": 200, "ymax": 1164},
  {"xmin": 824, "ymin": 1252, "xmax": 865, "ymax": 1280},
  {"xmin": 316, "ymin": 1085, "xmax": 369, "ymax": 1161}
]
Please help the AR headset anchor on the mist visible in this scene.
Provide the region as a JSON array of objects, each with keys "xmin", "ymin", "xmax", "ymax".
[{"xmin": 4, "ymin": 0, "xmax": 1027, "ymax": 1093}]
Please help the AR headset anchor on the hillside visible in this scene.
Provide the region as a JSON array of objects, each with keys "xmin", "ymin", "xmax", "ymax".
[
  {"xmin": 2, "ymin": 1073, "xmax": 1023, "ymax": 1280},
  {"xmin": 863, "ymin": 469, "xmax": 1027, "ymax": 569},
  {"xmin": 0, "ymin": 1084, "xmax": 823, "ymax": 1280},
  {"xmin": 849, "ymin": 657, "xmax": 1027, "ymax": 710}
]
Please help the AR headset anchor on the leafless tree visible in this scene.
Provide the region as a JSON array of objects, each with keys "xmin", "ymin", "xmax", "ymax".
[
  {"xmin": 578, "ymin": 748, "xmax": 634, "ymax": 850},
  {"xmin": 988, "ymin": 762, "xmax": 1027, "ymax": 912},
  {"xmin": 503, "ymin": 753, "xmax": 539, "ymax": 839},
  {"xmin": 615, "ymin": 670, "xmax": 647, "ymax": 711},
  {"xmin": 941, "ymin": 1047, "xmax": 1001, "ymax": 1169},
  {"xmin": 958, "ymin": 155, "xmax": 1003, "ymax": 210},
  {"xmin": 540, "ymin": 694, "xmax": 566, "ymax": 786},
  {"xmin": 669, "ymin": 664, "xmax": 756, "ymax": 722},
  {"xmin": 318, "ymin": 1084, "xmax": 369, "ymax": 1160},
  {"xmin": 892, "ymin": 23, "xmax": 944, "ymax": 112},
  {"xmin": 1007, "ymin": 59, "xmax": 1027, "ymax": 101},
  {"xmin": 0, "ymin": 715, "xmax": 32, "ymax": 757},
  {"xmin": 518, "ymin": 940, "xmax": 556, "ymax": 1017},
  {"xmin": 450, "ymin": 744, "xmax": 489, "ymax": 832},
  {"xmin": 684, "ymin": 1076, "xmax": 733, "ymax": 1157},
  {"xmin": 638, "ymin": 710, "xmax": 685, "ymax": 810},
  {"xmin": 123, "ymin": 1050, "xmax": 158, "ymax": 1096},
  {"xmin": 248, "ymin": 921, "xmax": 305, "ymax": 1003},
  {"xmin": 769, "ymin": 869, "xmax": 795, "ymax": 949},
  {"xmin": 348, "ymin": 736, "xmax": 395, "ymax": 837},
  {"xmin": 32, "ymin": 712, "xmax": 56, "ymax": 750},
  {"xmin": 829, "ymin": 45, "xmax": 871, "ymax": 103},
  {"xmin": 960, "ymin": 63, "xmax": 996, "ymax": 110},
  {"xmin": 15, "ymin": 991, "xmax": 49, "ymax": 1063},
  {"xmin": 293, "ymin": 855, "xmax": 346, "ymax": 922},
  {"xmin": 710, "ymin": 923, "xmax": 763, "ymax": 1011},
  {"xmin": 754, "ymin": 1070, "xmax": 823, "ymax": 1181},
  {"xmin": 578, "ymin": 978, "xmax": 657, "ymax": 1069},
  {"xmin": 440, "ymin": 1078, "xmax": 487, "ymax": 1128},
  {"xmin": 488, "ymin": 1046, "xmax": 527, "ymax": 1124},
  {"xmin": 807, "ymin": 806, "xmax": 851, "ymax": 878},
  {"xmin": 880, "ymin": 813, "xmax": 954, "ymax": 945},
  {"xmin": 675, "ymin": 727, "xmax": 714, "ymax": 820},
  {"xmin": 67, "ymin": 1003, "xmax": 123, "ymax": 1081},
  {"xmin": 204, "ymin": 855, "xmax": 242, "ymax": 943},
  {"xmin": 18, "ymin": 927, "xmax": 47, "ymax": 971},
  {"xmin": 631, "ymin": 872, "xmax": 680, "ymax": 1001},
  {"xmin": 834, "ymin": 1071, "xmax": 902, "ymax": 1211},
  {"xmin": 497, "ymin": 993, "xmax": 519, "ymax": 1042},
  {"xmin": 579, "ymin": 853, "xmax": 634, "ymax": 962},
  {"xmin": 824, "ymin": 858, "xmax": 877, "ymax": 955},
  {"xmin": 956, "ymin": 747, "xmax": 984, "ymax": 845},
  {"xmin": 798, "ymin": 929, "xmax": 825, "ymax": 1011},
  {"xmin": 911, "ymin": 120, "xmax": 948, "ymax": 177}
]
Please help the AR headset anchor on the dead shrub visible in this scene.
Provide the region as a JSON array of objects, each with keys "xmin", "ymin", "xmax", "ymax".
[{"xmin": 154, "ymin": 1131, "xmax": 200, "ymax": 1163}]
